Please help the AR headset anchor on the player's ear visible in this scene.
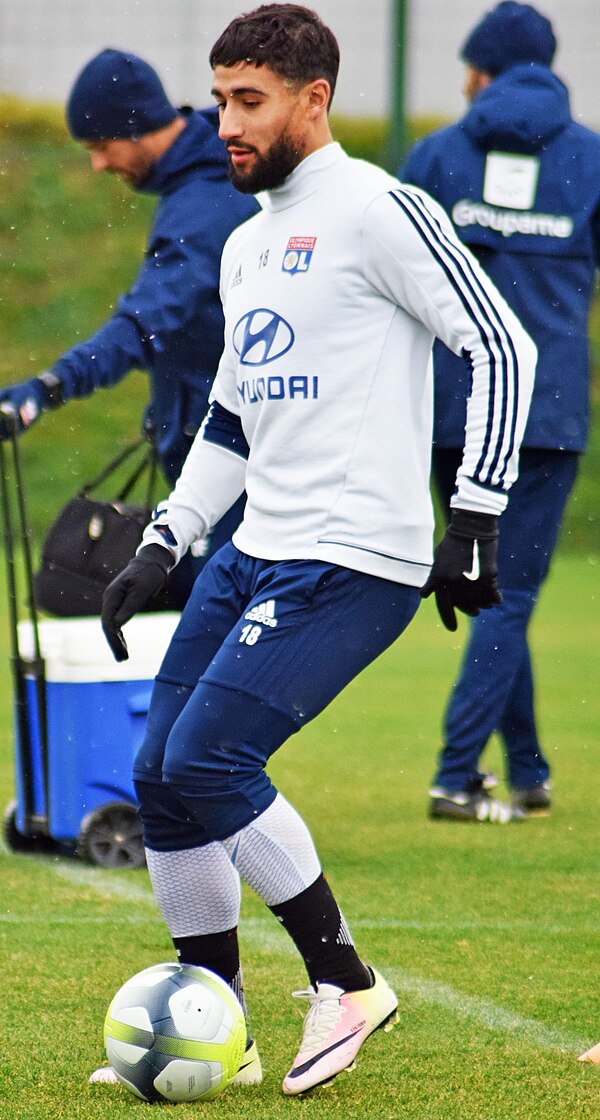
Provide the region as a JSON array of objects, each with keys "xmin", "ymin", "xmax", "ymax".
[{"xmin": 307, "ymin": 79, "xmax": 330, "ymax": 118}]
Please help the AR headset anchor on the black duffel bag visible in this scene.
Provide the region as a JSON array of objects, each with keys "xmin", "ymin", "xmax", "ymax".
[{"xmin": 33, "ymin": 439, "xmax": 163, "ymax": 617}]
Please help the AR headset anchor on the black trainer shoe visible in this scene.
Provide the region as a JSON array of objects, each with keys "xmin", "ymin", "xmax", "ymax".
[
  {"xmin": 511, "ymin": 782, "xmax": 551, "ymax": 815},
  {"xmin": 429, "ymin": 785, "xmax": 524, "ymax": 823}
]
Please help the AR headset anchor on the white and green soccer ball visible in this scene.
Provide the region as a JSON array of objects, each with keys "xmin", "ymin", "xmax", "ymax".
[{"xmin": 104, "ymin": 962, "xmax": 247, "ymax": 1103}]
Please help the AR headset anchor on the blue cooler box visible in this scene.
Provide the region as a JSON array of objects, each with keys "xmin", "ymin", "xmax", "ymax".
[{"xmin": 13, "ymin": 613, "xmax": 179, "ymax": 864}]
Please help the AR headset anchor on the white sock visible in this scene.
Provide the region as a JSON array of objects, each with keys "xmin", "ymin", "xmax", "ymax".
[
  {"xmin": 145, "ymin": 842, "xmax": 241, "ymax": 937},
  {"xmin": 222, "ymin": 793, "xmax": 321, "ymax": 906}
]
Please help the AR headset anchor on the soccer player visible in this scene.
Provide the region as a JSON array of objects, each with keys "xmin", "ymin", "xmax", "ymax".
[
  {"xmin": 401, "ymin": 1, "xmax": 600, "ymax": 822},
  {"xmin": 100, "ymin": 3, "xmax": 536, "ymax": 1096}
]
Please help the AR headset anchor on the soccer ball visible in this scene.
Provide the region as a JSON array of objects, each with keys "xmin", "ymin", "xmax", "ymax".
[{"xmin": 104, "ymin": 962, "xmax": 247, "ymax": 1103}]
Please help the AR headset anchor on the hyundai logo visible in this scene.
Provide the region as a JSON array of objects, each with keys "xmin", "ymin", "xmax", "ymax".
[{"xmin": 232, "ymin": 308, "xmax": 295, "ymax": 366}]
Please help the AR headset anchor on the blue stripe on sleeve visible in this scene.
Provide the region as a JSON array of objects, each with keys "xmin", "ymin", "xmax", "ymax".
[{"xmin": 389, "ymin": 187, "xmax": 520, "ymax": 489}]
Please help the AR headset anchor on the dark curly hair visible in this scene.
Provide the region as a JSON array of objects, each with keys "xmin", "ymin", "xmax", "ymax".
[{"xmin": 210, "ymin": 4, "xmax": 340, "ymax": 107}]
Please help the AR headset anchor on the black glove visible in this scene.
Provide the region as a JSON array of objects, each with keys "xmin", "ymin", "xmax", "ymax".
[
  {"xmin": 0, "ymin": 372, "xmax": 63, "ymax": 440},
  {"xmin": 420, "ymin": 509, "xmax": 502, "ymax": 632},
  {"xmin": 101, "ymin": 544, "xmax": 174, "ymax": 662}
]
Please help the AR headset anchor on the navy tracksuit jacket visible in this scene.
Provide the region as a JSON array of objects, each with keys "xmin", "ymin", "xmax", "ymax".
[
  {"xmin": 400, "ymin": 64, "xmax": 600, "ymax": 790},
  {"xmin": 401, "ymin": 63, "xmax": 600, "ymax": 455}
]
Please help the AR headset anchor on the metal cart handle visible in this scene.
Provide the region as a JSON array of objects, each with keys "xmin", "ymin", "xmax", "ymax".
[{"xmin": 0, "ymin": 417, "xmax": 49, "ymax": 834}]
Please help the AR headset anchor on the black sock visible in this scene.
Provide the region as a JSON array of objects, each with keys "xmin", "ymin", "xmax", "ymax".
[
  {"xmin": 269, "ymin": 874, "xmax": 371, "ymax": 992},
  {"xmin": 172, "ymin": 928, "xmax": 240, "ymax": 981},
  {"xmin": 172, "ymin": 928, "xmax": 249, "ymax": 1022}
]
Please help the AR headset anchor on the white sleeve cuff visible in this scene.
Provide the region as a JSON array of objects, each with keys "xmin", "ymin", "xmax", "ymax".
[{"xmin": 450, "ymin": 473, "xmax": 508, "ymax": 517}]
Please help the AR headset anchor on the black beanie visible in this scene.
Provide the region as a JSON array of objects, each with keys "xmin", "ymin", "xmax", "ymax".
[
  {"xmin": 66, "ymin": 48, "xmax": 178, "ymax": 141},
  {"xmin": 460, "ymin": 1, "xmax": 556, "ymax": 77}
]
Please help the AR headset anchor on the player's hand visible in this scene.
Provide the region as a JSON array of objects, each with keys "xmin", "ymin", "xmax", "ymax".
[
  {"xmin": 101, "ymin": 544, "xmax": 174, "ymax": 662},
  {"xmin": 0, "ymin": 378, "xmax": 52, "ymax": 439},
  {"xmin": 420, "ymin": 509, "xmax": 501, "ymax": 632}
]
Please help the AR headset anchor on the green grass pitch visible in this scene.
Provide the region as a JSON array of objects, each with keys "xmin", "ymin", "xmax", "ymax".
[{"xmin": 1, "ymin": 553, "xmax": 599, "ymax": 1119}]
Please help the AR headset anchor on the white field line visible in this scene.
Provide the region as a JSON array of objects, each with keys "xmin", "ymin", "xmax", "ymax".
[
  {"xmin": 387, "ymin": 966, "xmax": 591, "ymax": 1056},
  {"xmin": 3, "ymin": 861, "xmax": 593, "ymax": 1055},
  {"xmin": 3, "ymin": 856, "xmax": 591, "ymax": 936},
  {"xmin": 5, "ymin": 857, "xmax": 595, "ymax": 938},
  {"xmin": 48, "ymin": 861, "xmax": 159, "ymax": 904}
]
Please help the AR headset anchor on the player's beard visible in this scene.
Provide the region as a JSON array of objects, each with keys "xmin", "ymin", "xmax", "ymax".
[{"xmin": 227, "ymin": 133, "xmax": 304, "ymax": 193}]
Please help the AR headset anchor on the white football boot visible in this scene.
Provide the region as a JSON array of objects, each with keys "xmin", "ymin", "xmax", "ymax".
[{"xmin": 282, "ymin": 967, "xmax": 398, "ymax": 1095}]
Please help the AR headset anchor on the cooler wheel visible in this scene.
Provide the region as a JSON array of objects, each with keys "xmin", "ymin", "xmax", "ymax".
[
  {"xmin": 77, "ymin": 802, "xmax": 146, "ymax": 868},
  {"xmin": 2, "ymin": 799, "xmax": 57, "ymax": 854}
]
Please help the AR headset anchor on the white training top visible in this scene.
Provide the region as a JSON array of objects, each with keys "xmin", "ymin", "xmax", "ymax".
[{"xmin": 142, "ymin": 143, "xmax": 536, "ymax": 588}]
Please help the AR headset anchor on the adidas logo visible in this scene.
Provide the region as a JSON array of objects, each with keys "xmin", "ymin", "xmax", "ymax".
[
  {"xmin": 244, "ymin": 599, "xmax": 278, "ymax": 627},
  {"xmin": 232, "ymin": 263, "xmax": 243, "ymax": 288}
]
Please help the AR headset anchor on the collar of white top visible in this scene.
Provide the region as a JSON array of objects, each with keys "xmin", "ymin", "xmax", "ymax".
[{"xmin": 263, "ymin": 141, "xmax": 344, "ymax": 212}]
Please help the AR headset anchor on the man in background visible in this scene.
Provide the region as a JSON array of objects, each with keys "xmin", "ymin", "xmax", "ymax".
[
  {"xmin": 401, "ymin": 1, "xmax": 600, "ymax": 823},
  {"xmin": 0, "ymin": 49, "xmax": 258, "ymax": 602}
]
